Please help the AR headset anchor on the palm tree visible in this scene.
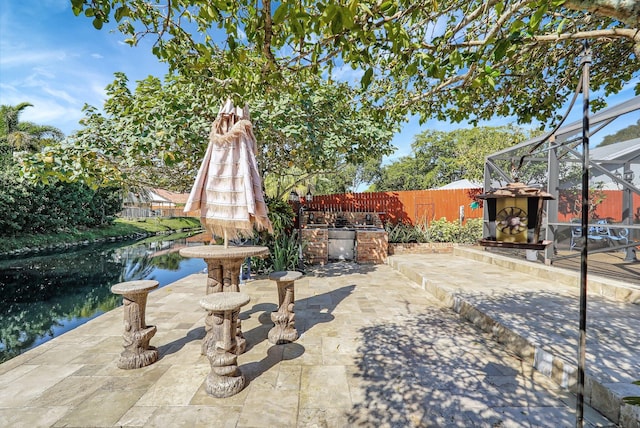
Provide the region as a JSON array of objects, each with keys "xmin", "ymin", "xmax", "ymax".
[{"xmin": 0, "ymin": 102, "xmax": 65, "ymax": 155}]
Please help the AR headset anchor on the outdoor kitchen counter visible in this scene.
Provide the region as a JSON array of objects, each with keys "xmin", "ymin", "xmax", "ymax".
[
  {"xmin": 301, "ymin": 226, "xmax": 388, "ymax": 265},
  {"xmin": 354, "ymin": 228, "xmax": 388, "ymax": 264}
]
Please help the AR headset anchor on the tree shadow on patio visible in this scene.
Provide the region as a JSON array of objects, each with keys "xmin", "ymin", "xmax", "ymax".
[
  {"xmin": 240, "ymin": 343, "xmax": 305, "ymax": 384},
  {"xmin": 453, "ymin": 289, "xmax": 640, "ymax": 385},
  {"xmin": 241, "ymin": 284, "xmax": 356, "ymax": 351},
  {"xmin": 156, "ymin": 326, "xmax": 205, "ymax": 359},
  {"xmin": 306, "ymin": 261, "xmax": 378, "ymax": 277},
  {"xmin": 346, "ymin": 308, "xmax": 576, "ymax": 427}
]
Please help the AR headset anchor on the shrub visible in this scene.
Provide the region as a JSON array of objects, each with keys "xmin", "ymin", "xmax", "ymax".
[
  {"xmin": 0, "ymin": 174, "xmax": 122, "ymax": 237},
  {"xmin": 385, "ymin": 221, "xmax": 429, "ymax": 243},
  {"xmin": 250, "ymin": 196, "xmax": 301, "ymax": 273},
  {"xmin": 386, "ymin": 218, "xmax": 483, "ymax": 244}
]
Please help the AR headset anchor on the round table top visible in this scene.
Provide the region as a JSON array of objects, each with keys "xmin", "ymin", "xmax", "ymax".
[
  {"xmin": 111, "ymin": 280, "xmax": 159, "ymax": 295},
  {"xmin": 200, "ymin": 292, "xmax": 251, "ymax": 311},
  {"xmin": 268, "ymin": 271, "xmax": 303, "ymax": 282},
  {"xmin": 179, "ymin": 245, "xmax": 270, "ymax": 259}
]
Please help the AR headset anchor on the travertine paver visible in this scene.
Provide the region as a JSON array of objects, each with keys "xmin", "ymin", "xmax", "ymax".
[
  {"xmin": 389, "ymin": 249, "xmax": 640, "ymax": 427},
  {"xmin": 0, "ymin": 258, "xmax": 617, "ymax": 427}
]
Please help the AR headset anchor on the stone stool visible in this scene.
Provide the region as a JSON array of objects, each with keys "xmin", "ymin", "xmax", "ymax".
[
  {"xmin": 200, "ymin": 292, "xmax": 251, "ymax": 398},
  {"xmin": 267, "ymin": 271, "xmax": 302, "ymax": 344},
  {"xmin": 110, "ymin": 280, "xmax": 159, "ymax": 369}
]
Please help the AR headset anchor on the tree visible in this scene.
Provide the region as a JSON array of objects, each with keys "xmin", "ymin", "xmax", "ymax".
[
  {"xmin": 0, "ymin": 103, "xmax": 64, "ymax": 158},
  {"xmin": 372, "ymin": 155, "xmax": 424, "ymax": 191},
  {"xmin": 373, "ymin": 126, "xmax": 535, "ymax": 190},
  {"xmin": 71, "ymin": 0, "xmax": 639, "ymax": 126},
  {"xmin": 597, "ymin": 118, "xmax": 640, "ymax": 146},
  {"xmin": 313, "ymin": 157, "xmax": 384, "ymax": 194},
  {"xmin": 21, "ymin": 72, "xmax": 395, "ymax": 193}
]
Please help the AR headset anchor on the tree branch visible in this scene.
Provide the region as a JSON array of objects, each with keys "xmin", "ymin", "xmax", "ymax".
[
  {"xmin": 450, "ymin": 27, "xmax": 640, "ymax": 47},
  {"xmin": 564, "ymin": 0, "xmax": 640, "ymax": 25}
]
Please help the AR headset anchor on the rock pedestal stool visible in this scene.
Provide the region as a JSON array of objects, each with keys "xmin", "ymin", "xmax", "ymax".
[
  {"xmin": 200, "ymin": 291, "xmax": 251, "ymax": 398},
  {"xmin": 267, "ymin": 271, "xmax": 302, "ymax": 344},
  {"xmin": 180, "ymin": 245, "xmax": 269, "ymax": 355},
  {"xmin": 110, "ymin": 280, "xmax": 159, "ymax": 369}
]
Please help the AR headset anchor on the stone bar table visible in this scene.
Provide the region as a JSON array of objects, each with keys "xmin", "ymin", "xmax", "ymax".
[
  {"xmin": 267, "ymin": 271, "xmax": 302, "ymax": 344},
  {"xmin": 200, "ymin": 292, "xmax": 251, "ymax": 398},
  {"xmin": 179, "ymin": 245, "xmax": 269, "ymax": 355},
  {"xmin": 110, "ymin": 280, "xmax": 159, "ymax": 369}
]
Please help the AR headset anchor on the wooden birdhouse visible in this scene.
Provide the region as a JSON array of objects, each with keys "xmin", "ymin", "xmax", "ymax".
[{"xmin": 477, "ymin": 182, "xmax": 554, "ymax": 250}]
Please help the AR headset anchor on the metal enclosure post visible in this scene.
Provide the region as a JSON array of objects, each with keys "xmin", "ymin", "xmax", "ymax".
[
  {"xmin": 545, "ymin": 140, "xmax": 559, "ymax": 264},
  {"xmin": 623, "ymin": 162, "xmax": 637, "ymax": 261},
  {"xmin": 576, "ymin": 45, "xmax": 591, "ymax": 428},
  {"xmin": 483, "ymin": 161, "xmax": 492, "ymax": 239}
]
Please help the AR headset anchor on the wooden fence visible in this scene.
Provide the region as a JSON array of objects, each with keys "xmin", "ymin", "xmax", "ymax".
[
  {"xmin": 305, "ymin": 189, "xmax": 483, "ymax": 225},
  {"xmin": 305, "ymin": 189, "xmax": 638, "ymax": 226},
  {"xmin": 558, "ymin": 190, "xmax": 640, "ymax": 223},
  {"xmin": 125, "ymin": 188, "xmax": 638, "ymax": 226}
]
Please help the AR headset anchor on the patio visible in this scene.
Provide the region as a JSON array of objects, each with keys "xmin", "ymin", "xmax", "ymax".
[{"xmin": 0, "ymin": 249, "xmax": 637, "ymax": 427}]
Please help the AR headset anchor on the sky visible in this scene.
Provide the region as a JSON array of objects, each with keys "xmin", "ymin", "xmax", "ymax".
[{"xmin": 1, "ymin": 0, "xmax": 638, "ymax": 166}]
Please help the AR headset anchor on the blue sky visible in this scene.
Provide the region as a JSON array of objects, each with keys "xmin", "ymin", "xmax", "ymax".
[
  {"xmin": 1, "ymin": 0, "xmax": 167, "ymax": 135},
  {"xmin": 1, "ymin": 0, "xmax": 637, "ymax": 165}
]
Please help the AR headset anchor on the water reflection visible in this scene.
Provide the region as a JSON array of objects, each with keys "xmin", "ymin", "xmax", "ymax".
[{"xmin": 0, "ymin": 232, "xmax": 207, "ymax": 363}]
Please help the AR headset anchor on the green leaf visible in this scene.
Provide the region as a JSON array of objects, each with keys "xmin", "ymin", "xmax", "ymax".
[
  {"xmin": 622, "ymin": 396, "xmax": 640, "ymax": 406},
  {"xmin": 273, "ymin": 4, "xmax": 288, "ymax": 24},
  {"xmin": 114, "ymin": 6, "xmax": 129, "ymax": 22},
  {"xmin": 380, "ymin": 1, "xmax": 393, "ymax": 12},
  {"xmin": 494, "ymin": 39, "xmax": 509, "ymax": 61},
  {"xmin": 450, "ymin": 50, "xmax": 462, "ymax": 66},
  {"xmin": 511, "ymin": 19, "xmax": 525, "ymax": 31},
  {"xmin": 92, "ymin": 18, "xmax": 104, "ymax": 30},
  {"xmin": 361, "ymin": 67, "xmax": 373, "ymax": 89},
  {"xmin": 529, "ymin": 4, "xmax": 547, "ymax": 30}
]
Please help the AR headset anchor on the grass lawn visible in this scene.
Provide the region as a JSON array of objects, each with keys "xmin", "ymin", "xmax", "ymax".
[{"xmin": 1, "ymin": 217, "xmax": 202, "ymax": 254}]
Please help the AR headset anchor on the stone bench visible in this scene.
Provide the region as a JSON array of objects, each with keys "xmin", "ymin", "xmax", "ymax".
[
  {"xmin": 110, "ymin": 280, "xmax": 159, "ymax": 369},
  {"xmin": 267, "ymin": 271, "xmax": 303, "ymax": 344},
  {"xmin": 200, "ymin": 292, "xmax": 251, "ymax": 398}
]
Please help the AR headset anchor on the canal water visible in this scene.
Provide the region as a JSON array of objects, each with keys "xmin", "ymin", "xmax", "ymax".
[{"xmin": 0, "ymin": 232, "xmax": 208, "ymax": 363}]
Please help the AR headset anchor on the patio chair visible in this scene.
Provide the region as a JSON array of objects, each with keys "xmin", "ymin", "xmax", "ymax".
[
  {"xmin": 570, "ymin": 218, "xmax": 605, "ymax": 250},
  {"xmin": 595, "ymin": 220, "xmax": 629, "ymax": 247}
]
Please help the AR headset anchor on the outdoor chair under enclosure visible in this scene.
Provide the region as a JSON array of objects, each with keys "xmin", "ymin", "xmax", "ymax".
[
  {"xmin": 570, "ymin": 218, "xmax": 605, "ymax": 250},
  {"xmin": 595, "ymin": 219, "xmax": 630, "ymax": 247}
]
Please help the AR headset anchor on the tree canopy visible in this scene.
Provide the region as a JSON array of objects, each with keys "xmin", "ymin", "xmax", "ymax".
[
  {"xmin": 373, "ymin": 126, "xmax": 537, "ymax": 190},
  {"xmin": 597, "ymin": 118, "xmax": 640, "ymax": 146},
  {"xmin": 21, "ymin": 72, "xmax": 396, "ymax": 193},
  {"xmin": 0, "ymin": 103, "xmax": 64, "ymax": 157},
  {"xmin": 71, "ymin": 0, "xmax": 639, "ymax": 125}
]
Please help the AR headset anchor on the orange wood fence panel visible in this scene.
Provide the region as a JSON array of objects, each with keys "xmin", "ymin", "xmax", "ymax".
[
  {"xmin": 308, "ymin": 189, "xmax": 482, "ymax": 225},
  {"xmin": 557, "ymin": 190, "xmax": 640, "ymax": 223}
]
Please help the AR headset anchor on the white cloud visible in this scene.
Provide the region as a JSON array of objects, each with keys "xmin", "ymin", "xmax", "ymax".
[
  {"xmin": 30, "ymin": 66, "xmax": 56, "ymax": 79},
  {"xmin": 42, "ymin": 87, "xmax": 78, "ymax": 105},
  {"xmin": 331, "ymin": 64, "xmax": 364, "ymax": 85},
  {"xmin": 91, "ymin": 53, "xmax": 104, "ymax": 59},
  {"xmin": 0, "ymin": 49, "xmax": 69, "ymax": 67},
  {"xmin": 0, "ymin": 82, "xmax": 17, "ymax": 93}
]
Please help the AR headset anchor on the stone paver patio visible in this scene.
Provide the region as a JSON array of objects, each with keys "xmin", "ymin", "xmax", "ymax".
[{"xmin": 0, "ymin": 249, "xmax": 635, "ymax": 427}]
